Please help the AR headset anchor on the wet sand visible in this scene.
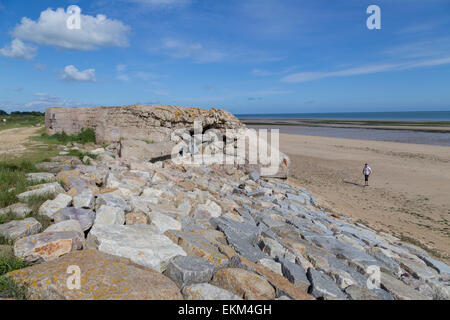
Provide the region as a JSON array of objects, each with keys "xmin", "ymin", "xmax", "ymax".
[{"xmin": 278, "ymin": 133, "xmax": 450, "ymax": 262}]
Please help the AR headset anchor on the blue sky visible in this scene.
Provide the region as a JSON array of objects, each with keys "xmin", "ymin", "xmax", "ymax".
[{"xmin": 0, "ymin": 0, "xmax": 449, "ymax": 115}]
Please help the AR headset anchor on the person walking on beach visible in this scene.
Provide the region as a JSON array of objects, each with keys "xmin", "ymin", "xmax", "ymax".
[{"xmin": 363, "ymin": 163, "xmax": 372, "ymax": 186}]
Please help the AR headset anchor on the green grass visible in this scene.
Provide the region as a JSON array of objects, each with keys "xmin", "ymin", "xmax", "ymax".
[
  {"xmin": 0, "ymin": 114, "xmax": 44, "ymax": 132},
  {"xmin": 24, "ymin": 194, "xmax": 54, "ymax": 230},
  {"xmin": 0, "ymin": 254, "xmax": 28, "ymax": 276},
  {"xmin": 65, "ymin": 149, "xmax": 98, "ymax": 161},
  {"xmin": 142, "ymin": 139, "xmax": 155, "ymax": 144},
  {"xmin": 0, "ymin": 235, "xmax": 13, "ymax": 246},
  {"xmin": 0, "ymin": 252, "xmax": 29, "ymax": 300},
  {"xmin": 37, "ymin": 128, "xmax": 96, "ymax": 145},
  {"xmin": 0, "ymin": 276, "xmax": 27, "ymax": 300},
  {"xmin": 0, "ymin": 158, "xmax": 58, "ymax": 209}
]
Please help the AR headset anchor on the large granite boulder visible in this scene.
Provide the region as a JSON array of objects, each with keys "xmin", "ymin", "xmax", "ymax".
[
  {"xmin": 7, "ymin": 250, "xmax": 183, "ymax": 300},
  {"xmin": 87, "ymin": 224, "xmax": 186, "ymax": 272}
]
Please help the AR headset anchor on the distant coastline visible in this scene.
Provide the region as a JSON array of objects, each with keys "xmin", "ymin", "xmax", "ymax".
[
  {"xmin": 238, "ymin": 111, "xmax": 450, "ymax": 146},
  {"xmin": 236, "ymin": 110, "xmax": 450, "ymax": 122}
]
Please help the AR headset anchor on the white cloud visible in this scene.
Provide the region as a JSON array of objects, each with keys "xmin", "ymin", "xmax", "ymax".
[
  {"xmin": 281, "ymin": 57, "xmax": 450, "ymax": 83},
  {"xmin": 0, "ymin": 39, "xmax": 36, "ymax": 60},
  {"xmin": 1, "ymin": 93, "xmax": 92, "ymax": 112},
  {"xmin": 62, "ymin": 65, "xmax": 96, "ymax": 82},
  {"xmin": 161, "ymin": 38, "xmax": 226, "ymax": 63},
  {"xmin": 12, "ymin": 8, "xmax": 130, "ymax": 50}
]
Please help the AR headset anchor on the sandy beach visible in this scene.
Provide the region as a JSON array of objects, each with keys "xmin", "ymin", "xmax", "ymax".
[{"xmin": 278, "ymin": 132, "xmax": 450, "ymax": 262}]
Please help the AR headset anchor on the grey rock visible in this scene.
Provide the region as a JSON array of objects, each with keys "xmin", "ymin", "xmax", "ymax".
[
  {"xmin": 0, "ymin": 218, "xmax": 42, "ymax": 242},
  {"xmin": 286, "ymin": 192, "xmax": 307, "ymax": 204},
  {"xmin": 248, "ymin": 171, "xmax": 260, "ymax": 182},
  {"xmin": 148, "ymin": 211, "xmax": 182, "ymax": 234},
  {"xmin": 38, "ymin": 193, "xmax": 72, "ymax": 219},
  {"xmin": 0, "ymin": 203, "xmax": 32, "ymax": 218},
  {"xmin": 221, "ymin": 227, "xmax": 266, "ymax": 262},
  {"xmin": 164, "ymin": 230, "xmax": 229, "ymax": 269},
  {"xmin": 53, "ymin": 207, "xmax": 96, "ymax": 231},
  {"xmin": 165, "ymin": 255, "xmax": 215, "ymax": 287},
  {"xmin": 129, "ymin": 196, "xmax": 158, "ymax": 213},
  {"xmin": 345, "ymin": 285, "xmax": 382, "ymax": 300},
  {"xmin": 420, "ymin": 255, "xmax": 450, "ymax": 278},
  {"xmin": 96, "ymin": 193, "xmax": 131, "ymax": 213},
  {"xmin": 34, "ymin": 162, "xmax": 70, "ymax": 174},
  {"xmin": 259, "ymin": 237, "xmax": 286, "ymax": 258},
  {"xmin": 306, "ymin": 235, "xmax": 382, "ymax": 271},
  {"xmin": 73, "ymin": 188, "xmax": 95, "ymax": 209},
  {"xmin": 26, "ymin": 172, "xmax": 56, "ymax": 183},
  {"xmin": 182, "ymin": 283, "xmax": 243, "ymax": 300},
  {"xmin": 87, "ymin": 224, "xmax": 186, "ymax": 272},
  {"xmin": 397, "ymin": 257, "xmax": 439, "ymax": 281},
  {"xmin": 307, "ymin": 268, "xmax": 347, "ymax": 299},
  {"xmin": 259, "ymin": 258, "xmax": 283, "ymax": 275},
  {"xmin": 277, "ymin": 257, "xmax": 310, "ymax": 292},
  {"xmin": 211, "ymin": 217, "xmax": 260, "ymax": 243},
  {"xmin": 94, "ymin": 205, "xmax": 125, "ymax": 226},
  {"xmin": 380, "ymin": 272, "xmax": 431, "ymax": 300},
  {"xmin": 44, "ymin": 220, "xmax": 84, "ymax": 234},
  {"xmin": 16, "ymin": 182, "xmax": 65, "ymax": 201}
]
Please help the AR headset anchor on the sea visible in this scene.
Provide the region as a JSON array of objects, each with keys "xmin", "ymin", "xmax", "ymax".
[
  {"xmin": 237, "ymin": 111, "xmax": 450, "ymax": 146},
  {"xmin": 236, "ymin": 111, "xmax": 450, "ymax": 121}
]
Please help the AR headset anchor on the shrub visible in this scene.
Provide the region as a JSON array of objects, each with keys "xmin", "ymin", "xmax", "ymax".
[{"xmin": 39, "ymin": 128, "xmax": 96, "ymax": 145}]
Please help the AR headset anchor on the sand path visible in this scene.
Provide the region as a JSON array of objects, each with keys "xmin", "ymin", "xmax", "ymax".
[{"xmin": 0, "ymin": 126, "xmax": 44, "ymax": 158}]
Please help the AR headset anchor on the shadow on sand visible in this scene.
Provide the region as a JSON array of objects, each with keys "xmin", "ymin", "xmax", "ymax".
[{"xmin": 343, "ymin": 180, "xmax": 365, "ymax": 187}]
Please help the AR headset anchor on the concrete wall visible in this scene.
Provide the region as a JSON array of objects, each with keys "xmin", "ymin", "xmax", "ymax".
[{"xmin": 45, "ymin": 105, "xmax": 243, "ymax": 144}]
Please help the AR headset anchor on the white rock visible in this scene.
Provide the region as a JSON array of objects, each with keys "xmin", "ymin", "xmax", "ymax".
[
  {"xmin": 222, "ymin": 212, "xmax": 244, "ymax": 223},
  {"xmin": 259, "ymin": 258, "xmax": 283, "ymax": 275},
  {"xmin": 130, "ymin": 196, "xmax": 158, "ymax": 213},
  {"xmin": 141, "ymin": 187, "xmax": 164, "ymax": 198},
  {"xmin": 87, "ymin": 224, "xmax": 186, "ymax": 272},
  {"xmin": 44, "ymin": 220, "xmax": 84, "ymax": 234},
  {"xmin": 195, "ymin": 199, "xmax": 222, "ymax": 218},
  {"xmin": 17, "ymin": 183, "xmax": 65, "ymax": 201},
  {"xmin": 148, "ymin": 211, "xmax": 182, "ymax": 234},
  {"xmin": 38, "ymin": 193, "xmax": 73, "ymax": 219},
  {"xmin": 0, "ymin": 218, "xmax": 42, "ymax": 242},
  {"xmin": 182, "ymin": 283, "xmax": 242, "ymax": 300},
  {"xmin": 25, "ymin": 173, "xmax": 56, "ymax": 183},
  {"xmin": 90, "ymin": 148, "xmax": 106, "ymax": 155},
  {"xmin": 105, "ymin": 173, "xmax": 121, "ymax": 189},
  {"xmin": 73, "ymin": 189, "xmax": 95, "ymax": 209},
  {"xmin": 94, "ymin": 205, "xmax": 125, "ymax": 226}
]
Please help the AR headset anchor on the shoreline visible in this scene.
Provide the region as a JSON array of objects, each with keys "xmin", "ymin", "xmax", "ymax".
[
  {"xmin": 278, "ymin": 132, "xmax": 450, "ymax": 262},
  {"xmin": 241, "ymin": 118, "xmax": 450, "ymax": 133},
  {"xmin": 246, "ymin": 123, "xmax": 450, "ymax": 147}
]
